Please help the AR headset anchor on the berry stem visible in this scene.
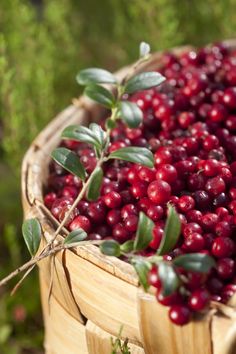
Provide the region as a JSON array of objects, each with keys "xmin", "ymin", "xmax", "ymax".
[{"xmin": 0, "ymin": 240, "xmax": 102, "ymax": 288}]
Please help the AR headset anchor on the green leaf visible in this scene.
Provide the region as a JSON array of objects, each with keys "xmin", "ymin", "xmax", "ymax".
[
  {"xmin": 100, "ymin": 240, "xmax": 121, "ymax": 257},
  {"xmin": 22, "ymin": 218, "xmax": 42, "ymax": 256},
  {"xmin": 140, "ymin": 42, "xmax": 151, "ymax": 57},
  {"xmin": 89, "ymin": 123, "xmax": 106, "ymax": 148},
  {"xmin": 157, "ymin": 205, "xmax": 181, "ymax": 255},
  {"xmin": 76, "ymin": 68, "xmax": 117, "ymax": 85},
  {"xmin": 84, "ymin": 84, "xmax": 115, "ymax": 108},
  {"xmin": 62, "ymin": 125, "xmax": 104, "ymax": 150},
  {"xmin": 64, "ymin": 229, "xmax": 87, "ymax": 245},
  {"xmin": 158, "ymin": 262, "xmax": 180, "ymax": 297},
  {"xmin": 120, "ymin": 101, "xmax": 143, "ymax": 128},
  {"xmin": 108, "ymin": 147, "xmax": 154, "ymax": 168},
  {"xmin": 86, "ymin": 167, "xmax": 103, "ymax": 201},
  {"xmin": 173, "ymin": 253, "xmax": 216, "ymax": 273},
  {"xmin": 132, "ymin": 258, "xmax": 151, "ymax": 291},
  {"xmin": 120, "ymin": 240, "xmax": 135, "ymax": 253},
  {"xmin": 134, "ymin": 212, "xmax": 154, "ymax": 251},
  {"xmin": 51, "ymin": 147, "xmax": 86, "ymax": 181},
  {"xmin": 125, "ymin": 72, "xmax": 166, "ymax": 94}
]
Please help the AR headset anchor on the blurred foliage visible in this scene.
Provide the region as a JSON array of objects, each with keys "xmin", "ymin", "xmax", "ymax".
[{"xmin": 0, "ymin": 0, "xmax": 236, "ymax": 352}]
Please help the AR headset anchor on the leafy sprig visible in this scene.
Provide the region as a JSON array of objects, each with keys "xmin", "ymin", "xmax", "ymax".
[{"xmin": 0, "ymin": 42, "xmax": 216, "ymax": 313}]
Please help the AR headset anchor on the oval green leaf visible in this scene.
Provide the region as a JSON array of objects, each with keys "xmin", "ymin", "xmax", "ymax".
[
  {"xmin": 173, "ymin": 253, "xmax": 216, "ymax": 273},
  {"xmin": 158, "ymin": 262, "xmax": 180, "ymax": 297},
  {"xmin": 157, "ymin": 205, "xmax": 181, "ymax": 255},
  {"xmin": 108, "ymin": 147, "xmax": 154, "ymax": 168},
  {"xmin": 86, "ymin": 167, "xmax": 103, "ymax": 201},
  {"xmin": 64, "ymin": 229, "xmax": 87, "ymax": 245},
  {"xmin": 125, "ymin": 72, "xmax": 166, "ymax": 94},
  {"xmin": 100, "ymin": 240, "xmax": 121, "ymax": 257},
  {"xmin": 120, "ymin": 101, "xmax": 143, "ymax": 128},
  {"xmin": 84, "ymin": 84, "xmax": 115, "ymax": 108},
  {"xmin": 132, "ymin": 258, "xmax": 151, "ymax": 291},
  {"xmin": 89, "ymin": 123, "xmax": 106, "ymax": 148},
  {"xmin": 134, "ymin": 212, "xmax": 154, "ymax": 251},
  {"xmin": 51, "ymin": 147, "xmax": 86, "ymax": 181},
  {"xmin": 76, "ymin": 68, "xmax": 117, "ymax": 85},
  {"xmin": 61, "ymin": 125, "xmax": 102, "ymax": 150},
  {"xmin": 22, "ymin": 218, "xmax": 42, "ymax": 256},
  {"xmin": 120, "ymin": 240, "xmax": 135, "ymax": 253}
]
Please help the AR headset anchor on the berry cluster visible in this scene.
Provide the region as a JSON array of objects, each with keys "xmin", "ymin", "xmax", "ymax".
[{"xmin": 45, "ymin": 42, "xmax": 236, "ymax": 325}]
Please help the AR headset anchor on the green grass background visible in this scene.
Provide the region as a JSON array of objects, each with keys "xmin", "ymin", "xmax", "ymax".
[{"xmin": 0, "ymin": 0, "xmax": 236, "ymax": 352}]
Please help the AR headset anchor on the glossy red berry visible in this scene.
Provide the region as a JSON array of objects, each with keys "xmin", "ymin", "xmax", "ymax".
[
  {"xmin": 212, "ymin": 237, "xmax": 234, "ymax": 258},
  {"xmin": 169, "ymin": 305, "xmax": 191, "ymax": 326},
  {"xmin": 188, "ymin": 289, "xmax": 210, "ymax": 311},
  {"xmin": 103, "ymin": 191, "xmax": 122, "ymax": 208},
  {"xmin": 69, "ymin": 215, "xmax": 91, "ymax": 233},
  {"xmin": 156, "ymin": 164, "xmax": 178, "ymax": 184},
  {"xmin": 147, "ymin": 180, "xmax": 171, "ymax": 205}
]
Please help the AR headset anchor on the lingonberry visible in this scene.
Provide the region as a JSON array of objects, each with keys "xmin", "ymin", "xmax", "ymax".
[
  {"xmin": 208, "ymin": 103, "xmax": 228, "ymax": 122},
  {"xmin": 138, "ymin": 167, "xmax": 156, "ymax": 183},
  {"xmin": 183, "ymin": 222, "xmax": 202, "ymax": 238},
  {"xmin": 149, "ymin": 225, "xmax": 164, "ymax": 250},
  {"xmin": 131, "ymin": 181, "xmax": 148, "ymax": 199},
  {"xmin": 223, "ymin": 87, "xmax": 236, "ymax": 109},
  {"xmin": 156, "ymin": 164, "xmax": 177, "ymax": 184},
  {"xmin": 103, "ymin": 191, "xmax": 122, "ymax": 208},
  {"xmin": 106, "ymin": 209, "xmax": 121, "ymax": 226},
  {"xmin": 154, "ymin": 147, "xmax": 172, "ymax": 167},
  {"xmin": 212, "ymin": 237, "xmax": 234, "ymax": 258},
  {"xmin": 156, "ymin": 291, "xmax": 182, "ymax": 307},
  {"xmin": 201, "ymin": 213, "xmax": 219, "ymax": 231},
  {"xmin": 178, "ymin": 195, "xmax": 195, "ymax": 213},
  {"xmin": 202, "ymin": 159, "xmax": 220, "ymax": 177},
  {"xmin": 215, "ymin": 221, "xmax": 232, "ymax": 238},
  {"xmin": 184, "ymin": 233, "xmax": 205, "ymax": 252},
  {"xmin": 217, "ymin": 258, "xmax": 235, "ymax": 279},
  {"xmin": 147, "ymin": 266, "xmax": 161, "ymax": 289},
  {"xmin": 194, "ymin": 190, "xmax": 211, "ymax": 211},
  {"xmin": 124, "ymin": 215, "xmax": 138, "ymax": 232},
  {"xmin": 112, "ymin": 223, "xmax": 129, "ymax": 242},
  {"xmin": 186, "ymin": 210, "xmax": 202, "ymax": 223},
  {"xmin": 147, "ymin": 205, "xmax": 164, "ymax": 221},
  {"xmin": 44, "ymin": 192, "xmax": 57, "ymax": 208},
  {"xmin": 69, "ymin": 215, "xmax": 91, "ymax": 233},
  {"xmin": 169, "ymin": 305, "xmax": 191, "ymax": 326},
  {"xmin": 188, "ymin": 289, "xmax": 210, "ymax": 311},
  {"xmin": 147, "ymin": 180, "xmax": 171, "ymax": 205},
  {"xmin": 205, "ymin": 176, "xmax": 226, "ymax": 196}
]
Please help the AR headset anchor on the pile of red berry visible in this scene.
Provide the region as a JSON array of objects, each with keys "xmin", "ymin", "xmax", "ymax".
[{"xmin": 45, "ymin": 42, "xmax": 236, "ymax": 325}]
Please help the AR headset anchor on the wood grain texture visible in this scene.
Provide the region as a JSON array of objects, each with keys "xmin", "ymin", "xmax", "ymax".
[{"xmin": 86, "ymin": 321, "xmax": 144, "ymax": 354}]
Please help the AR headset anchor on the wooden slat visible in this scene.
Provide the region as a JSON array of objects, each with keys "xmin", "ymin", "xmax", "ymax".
[
  {"xmin": 40, "ymin": 273, "xmax": 88, "ymax": 354},
  {"xmin": 138, "ymin": 291, "xmax": 212, "ymax": 354},
  {"xmin": 86, "ymin": 321, "xmax": 144, "ymax": 354}
]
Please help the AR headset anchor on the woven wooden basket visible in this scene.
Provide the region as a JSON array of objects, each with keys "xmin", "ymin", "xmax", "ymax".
[{"xmin": 22, "ymin": 40, "xmax": 236, "ymax": 354}]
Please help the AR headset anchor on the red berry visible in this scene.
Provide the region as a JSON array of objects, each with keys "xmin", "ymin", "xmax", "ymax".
[
  {"xmin": 217, "ymin": 258, "xmax": 235, "ymax": 279},
  {"xmin": 147, "ymin": 180, "xmax": 171, "ymax": 205},
  {"xmin": 169, "ymin": 305, "xmax": 191, "ymax": 326},
  {"xmin": 147, "ymin": 205, "xmax": 164, "ymax": 221},
  {"xmin": 212, "ymin": 237, "xmax": 234, "ymax": 258},
  {"xmin": 103, "ymin": 191, "xmax": 122, "ymax": 208},
  {"xmin": 178, "ymin": 195, "xmax": 195, "ymax": 213},
  {"xmin": 188, "ymin": 289, "xmax": 210, "ymax": 311},
  {"xmin": 69, "ymin": 215, "xmax": 91, "ymax": 233},
  {"xmin": 156, "ymin": 164, "xmax": 178, "ymax": 184}
]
